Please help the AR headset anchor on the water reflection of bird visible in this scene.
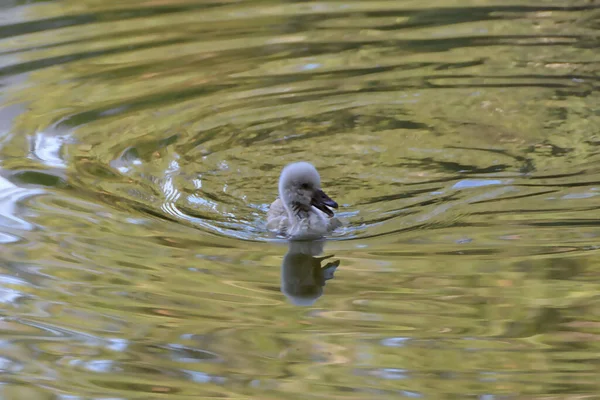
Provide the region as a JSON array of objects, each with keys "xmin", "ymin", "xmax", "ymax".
[
  {"xmin": 267, "ymin": 162, "xmax": 341, "ymax": 239},
  {"xmin": 281, "ymin": 241, "xmax": 340, "ymax": 306}
]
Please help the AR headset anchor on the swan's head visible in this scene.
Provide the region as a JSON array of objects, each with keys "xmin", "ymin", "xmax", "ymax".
[{"xmin": 278, "ymin": 162, "xmax": 338, "ymax": 217}]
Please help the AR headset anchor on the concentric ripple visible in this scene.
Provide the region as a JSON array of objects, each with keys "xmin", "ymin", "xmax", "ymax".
[{"xmin": 0, "ymin": 0, "xmax": 597, "ymax": 242}]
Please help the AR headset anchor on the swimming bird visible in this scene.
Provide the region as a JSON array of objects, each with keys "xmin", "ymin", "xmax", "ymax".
[{"xmin": 267, "ymin": 162, "xmax": 341, "ymax": 239}]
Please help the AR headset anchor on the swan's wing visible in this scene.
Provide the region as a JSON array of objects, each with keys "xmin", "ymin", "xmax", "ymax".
[
  {"xmin": 267, "ymin": 198, "xmax": 288, "ymax": 233},
  {"xmin": 267, "ymin": 198, "xmax": 285, "ymax": 220},
  {"xmin": 328, "ymin": 216, "xmax": 342, "ymax": 231}
]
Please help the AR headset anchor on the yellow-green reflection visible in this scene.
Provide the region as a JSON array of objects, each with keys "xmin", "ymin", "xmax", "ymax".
[{"xmin": 0, "ymin": 0, "xmax": 599, "ymax": 398}]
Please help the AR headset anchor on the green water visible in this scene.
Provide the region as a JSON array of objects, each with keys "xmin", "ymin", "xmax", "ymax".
[{"xmin": 0, "ymin": 0, "xmax": 600, "ymax": 398}]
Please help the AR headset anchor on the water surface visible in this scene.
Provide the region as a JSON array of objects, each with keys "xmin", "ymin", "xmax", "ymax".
[{"xmin": 1, "ymin": 0, "xmax": 600, "ymax": 398}]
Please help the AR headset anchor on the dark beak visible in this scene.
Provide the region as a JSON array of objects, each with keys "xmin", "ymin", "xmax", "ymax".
[{"xmin": 311, "ymin": 189, "xmax": 338, "ymax": 217}]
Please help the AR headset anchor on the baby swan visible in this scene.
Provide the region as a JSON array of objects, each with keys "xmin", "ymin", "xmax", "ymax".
[{"xmin": 267, "ymin": 162, "xmax": 341, "ymax": 239}]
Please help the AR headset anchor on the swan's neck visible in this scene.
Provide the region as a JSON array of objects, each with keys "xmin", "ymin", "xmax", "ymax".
[
  {"xmin": 279, "ymin": 187, "xmax": 312, "ymax": 221},
  {"xmin": 288, "ymin": 201, "xmax": 311, "ymax": 220},
  {"xmin": 283, "ymin": 199, "xmax": 329, "ymax": 239}
]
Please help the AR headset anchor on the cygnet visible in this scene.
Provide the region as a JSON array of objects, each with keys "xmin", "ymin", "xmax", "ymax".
[{"xmin": 267, "ymin": 162, "xmax": 341, "ymax": 239}]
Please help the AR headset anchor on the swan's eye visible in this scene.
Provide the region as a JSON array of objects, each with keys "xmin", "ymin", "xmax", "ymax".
[{"xmin": 300, "ymin": 183, "xmax": 310, "ymax": 190}]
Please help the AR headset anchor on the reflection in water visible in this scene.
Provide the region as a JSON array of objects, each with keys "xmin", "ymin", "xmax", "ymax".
[
  {"xmin": 281, "ymin": 240, "xmax": 340, "ymax": 306},
  {"xmin": 0, "ymin": 175, "xmax": 42, "ymax": 240}
]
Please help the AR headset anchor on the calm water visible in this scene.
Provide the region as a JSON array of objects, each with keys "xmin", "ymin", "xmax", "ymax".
[{"xmin": 0, "ymin": 0, "xmax": 600, "ymax": 398}]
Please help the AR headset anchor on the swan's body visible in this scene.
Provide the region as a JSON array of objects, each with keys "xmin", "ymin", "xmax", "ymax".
[{"xmin": 267, "ymin": 162, "xmax": 341, "ymax": 239}]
